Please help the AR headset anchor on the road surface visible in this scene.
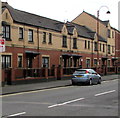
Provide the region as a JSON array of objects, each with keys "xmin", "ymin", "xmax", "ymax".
[{"xmin": 1, "ymin": 79, "xmax": 118, "ymax": 117}]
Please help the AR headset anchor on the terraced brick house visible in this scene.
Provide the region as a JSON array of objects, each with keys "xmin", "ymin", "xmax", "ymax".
[
  {"xmin": 72, "ymin": 11, "xmax": 119, "ymax": 67},
  {"xmin": 1, "ymin": 2, "xmax": 119, "ymax": 85}
]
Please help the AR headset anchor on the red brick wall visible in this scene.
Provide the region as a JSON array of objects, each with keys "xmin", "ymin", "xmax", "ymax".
[
  {"xmin": 115, "ymin": 31, "xmax": 120, "ymax": 56},
  {"xmin": 115, "ymin": 31, "xmax": 120, "ymax": 65},
  {"xmin": 4, "ymin": 46, "xmax": 113, "ymax": 69}
]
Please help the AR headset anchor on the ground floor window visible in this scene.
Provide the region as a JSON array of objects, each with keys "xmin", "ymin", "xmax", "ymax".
[
  {"xmin": 107, "ymin": 60, "xmax": 111, "ymax": 67},
  {"xmin": 94, "ymin": 59, "xmax": 97, "ymax": 66},
  {"xmin": 42, "ymin": 57, "xmax": 49, "ymax": 67},
  {"xmin": 18, "ymin": 55, "xmax": 23, "ymax": 68},
  {"xmin": 2, "ymin": 55, "xmax": 11, "ymax": 68},
  {"xmin": 86, "ymin": 59, "xmax": 90, "ymax": 68},
  {"xmin": 73, "ymin": 58, "xmax": 78, "ymax": 67}
]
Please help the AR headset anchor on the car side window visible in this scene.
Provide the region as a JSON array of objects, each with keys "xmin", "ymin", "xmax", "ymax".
[
  {"xmin": 91, "ymin": 70, "xmax": 96, "ymax": 74},
  {"xmin": 89, "ymin": 70, "xmax": 92, "ymax": 74}
]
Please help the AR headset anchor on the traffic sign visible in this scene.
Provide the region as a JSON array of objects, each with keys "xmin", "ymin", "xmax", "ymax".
[{"xmin": 0, "ymin": 38, "xmax": 5, "ymax": 52}]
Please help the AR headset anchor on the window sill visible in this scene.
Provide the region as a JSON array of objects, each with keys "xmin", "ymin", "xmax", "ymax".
[
  {"xmin": 73, "ymin": 47, "xmax": 77, "ymax": 49},
  {"xmin": 6, "ymin": 38, "xmax": 12, "ymax": 41},
  {"xmin": 17, "ymin": 67, "xmax": 23, "ymax": 68},
  {"xmin": 62, "ymin": 46, "xmax": 67, "ymax": 48},
  {"xmin": 28, "ymin": 41, "xmax": 34, "ymax": 44},
  {"xmin": 48, "ymin": 42, "xmax": 52, "ymax": 45},
  {"xmin": 19, "ymin": 38, "xmax": 24, "ymax": 41},
  {"xmin": 42, "ymin": 42, "xmax": 47, "ymax": 44}
]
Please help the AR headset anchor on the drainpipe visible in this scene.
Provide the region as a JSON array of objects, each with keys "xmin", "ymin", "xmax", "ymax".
[
  {"xmin": 37, "ymin": 27, "xmax": 40, "ymax": 68},
  {"xmin": 0, "ymin": 1, "xmax": 2, "ymax": 118},
  {"xmin": 91, "ymin": 39, "xmax": 94, "ymax": 67},
  {"xmin": 70, "ymin": 35, "xmax": 73, "ymax": 67},
  {"xmin": 0, "ymin": 0, "xmax": 2, "ymax": 87}
]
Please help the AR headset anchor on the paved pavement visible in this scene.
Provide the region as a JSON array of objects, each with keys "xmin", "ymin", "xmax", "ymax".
[{"xmin": 1, "ymin": 74, "xmax": 119, "ymax": 95}]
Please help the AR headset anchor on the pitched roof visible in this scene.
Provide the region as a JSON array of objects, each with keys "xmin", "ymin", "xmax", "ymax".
[
  {"xmin": 67, "ymin": 22, "xmax": 95, "ymax": 39},
  {"xmin": 2, "ymin": 2, "xmax": 107, "ymax": 42},
  {"xmin": 67, "ymin": 22, "xmax": 107, "ymax": 42},
  {"xmin": 102, "ymin": 20, "xmax": 109, "ymax": 26},
  {"xmin": 82, "ymin": 11, "xmax": 110, "ymax": 27},
  {"xmin": 2, "ymin": 2, "xmax": 64, "ymax": 32},
  {"xmin": 66, "ymin": 23, "xmax": 75, "ymax": 35}
]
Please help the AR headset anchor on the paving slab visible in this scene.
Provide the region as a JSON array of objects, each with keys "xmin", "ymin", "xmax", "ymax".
[{"xmin": 1, "ymin": 74, "xmax": 119, "ymax": 95}]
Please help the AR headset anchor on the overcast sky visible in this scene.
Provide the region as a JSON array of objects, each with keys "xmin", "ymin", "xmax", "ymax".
[{"xmin": 1, "ymin": 0, "xmax": 119, "ymax": 29}]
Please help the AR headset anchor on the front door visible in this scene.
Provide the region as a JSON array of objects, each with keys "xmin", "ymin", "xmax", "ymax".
[{"xmin": 27, "ymin": 57, "xmax": 33, "ymax": 68}]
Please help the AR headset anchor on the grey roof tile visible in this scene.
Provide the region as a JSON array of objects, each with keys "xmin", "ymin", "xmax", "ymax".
[
  {"xmin": 67, "ymin": 22, "xmax": 107, "ymax": 42},
  {"xmin": 2, "ymin": 2, "xmax": 107, "ymax": 42},
  {"xmin": 2, "ymin": 2, "xmax": 64, "ymax": 32}
]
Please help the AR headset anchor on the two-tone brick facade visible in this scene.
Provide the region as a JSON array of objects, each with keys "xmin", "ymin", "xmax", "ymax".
[{"xmin": 72, "ymin": 11, "xmax": 119, "ymax": 66}]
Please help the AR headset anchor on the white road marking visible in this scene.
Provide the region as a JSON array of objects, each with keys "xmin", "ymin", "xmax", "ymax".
[
  {"xmin": 94, "ymin": 90, "xmax": 116, "ymax": 97},
  {"xmin": 48, "ymin": 104, "xmax": 58, "ymax": 108},
  {"xmin": 6, "ymin": 112, "xmax": 26, "ymax": 117},
  {"xmin": 102, "ymin": 79, "xmax": 118, "ymax": 83},
  {"xmin": 48, "ymin": 98, "xmax": 85, "ymax": 108}
]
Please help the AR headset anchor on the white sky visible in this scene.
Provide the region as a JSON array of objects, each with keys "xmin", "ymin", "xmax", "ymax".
[{"xmin": 1, "ymin": 0, "xmax": 119, "ymax": 29}]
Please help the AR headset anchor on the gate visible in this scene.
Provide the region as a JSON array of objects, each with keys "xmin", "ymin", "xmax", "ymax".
[{"xmin": 4, "ymin": 69, "xmax": 12, "ymax": 85}]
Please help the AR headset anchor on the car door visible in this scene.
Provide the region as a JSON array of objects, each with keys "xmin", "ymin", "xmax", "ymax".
[
  {"xmin": 89, "ymin": 70, "xmax": 95, "ymax": 83},
  {"xmin": 91, "ymin": 70, "xmax": 98, "ymax": 84}
]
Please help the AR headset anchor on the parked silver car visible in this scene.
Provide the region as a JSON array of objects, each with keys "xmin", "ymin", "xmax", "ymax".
[{"xmin": 71, "ymin": 69, "xmax": 101, "ymax": 85}]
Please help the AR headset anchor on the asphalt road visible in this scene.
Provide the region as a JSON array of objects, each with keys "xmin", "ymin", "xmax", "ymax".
[{"xmin": 1, "ymin": 79, "xmax": 118, "ymax": 117}]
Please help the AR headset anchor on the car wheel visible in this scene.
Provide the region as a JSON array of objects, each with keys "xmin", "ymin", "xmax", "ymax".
[
  {"xmin": 98, "ymin": 78, "xmax": 101, "ymax": 84},
  {"xmin": 72, "ymin": 81, "xmax": 76, "ymax": 85},
  {"xmin": 89, "ymin": 79, "xmax": 92, "ymax": 85}
]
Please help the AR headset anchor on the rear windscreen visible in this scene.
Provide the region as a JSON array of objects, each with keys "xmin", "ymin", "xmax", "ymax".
[{"xmin": 74, "ymin": 70, "xmax": 86, "ymax": 74}]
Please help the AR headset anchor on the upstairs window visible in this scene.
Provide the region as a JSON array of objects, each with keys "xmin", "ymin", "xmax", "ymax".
[
  {"xmin": 88, "ymin": 41, "xmax": 90, "ymax": 49},
  {"xmin": 108, "ymin": 29, "xmax": 111, "ymax": 38},
  {"xmin": 112, "ymin": 31, "xmax": 114, "ymax": 39},
  {"xmin": 73, "ymin": 38, "xmax": 77, "ymax": 49},
  {"xmin": 62, "ymin": 35, "xmax": 67, "ymax": 48},
  {"xmin": 2, "ymin": 25, "xmax": 11, "ymax": 40},
  {"xmin": 49, "ymin": 33, "xmax": 52, "ymax": 44},
  {"xmin": 108, "ymin": 45, "xmax": 111, "ymax": 54},
  {"xmin": 112, "ymin": 46, "xmax": 114, "ymax": 53},
  {"xmin": 85, "ymin": 40, "xmax": 87, "ymax": 49},
  {"xmin": 19, "ymin": 28, "xmax": 24, "ymax": 40},
  {"xmin": 103, "ymin": 44, "xmax": 105, "ymax": 52},
  {"xmin": 94, "ymin": 42, "xmax": 98, "ymax": 51},
  {"xmin": 85, "ymin": 40, "xmax": 90, "ymax": 49},
  {"xmin": 43, "ymin": 32, "xmax": 46, "ymax": 43},
  {"xmin": 28, "ymin": 29, "xmax": 33, "ymax": 42},
  {"xmin": 100, "ymin": 43, "xmax": 102, "ymax": 51}
]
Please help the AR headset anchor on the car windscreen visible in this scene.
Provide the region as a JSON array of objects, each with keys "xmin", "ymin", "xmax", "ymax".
[{"xmin": 74, "ymin": 70, "xmax": 86, "ymax": 74}]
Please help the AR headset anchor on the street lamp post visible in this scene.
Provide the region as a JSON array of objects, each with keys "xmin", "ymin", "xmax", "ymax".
[
  {"xmin": 0, "ymin": 0, "xmax": 2, "ymax": 118},
  {"xmin": 96, "ymin": 6, "xmax": 110, "ymax": 72}
]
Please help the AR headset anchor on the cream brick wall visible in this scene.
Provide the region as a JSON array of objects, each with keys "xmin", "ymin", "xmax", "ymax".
[
  {"xmin": 72, "ymin": 12, "xmax": 108, "ymax": 39},
  {"xmin": 72, "ymin": 12, "xmax": 115, "ymax": 57},
  {"xmin": 2, "ymin": 8, "xmax": 114, "ymax": 58}
]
